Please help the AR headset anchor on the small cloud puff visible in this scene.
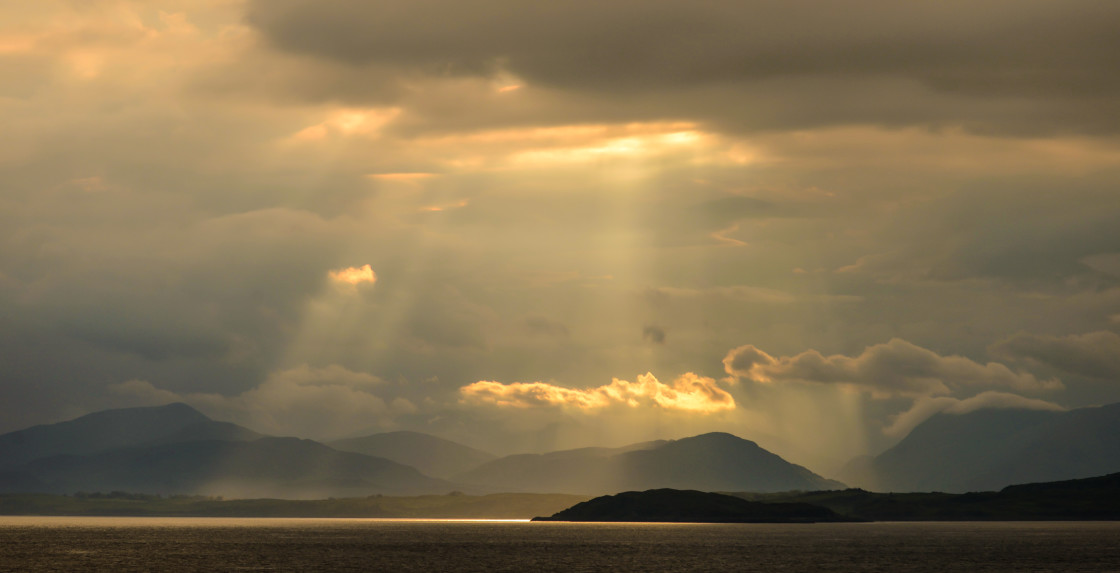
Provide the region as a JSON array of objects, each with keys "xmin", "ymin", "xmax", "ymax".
[
  {"xmin": 642, "ymin": 325, "xmax": 666, "ymax": 344},
  {"xmin": 329, "ymin": 264, "xmax": 377, "ymax": 286}
]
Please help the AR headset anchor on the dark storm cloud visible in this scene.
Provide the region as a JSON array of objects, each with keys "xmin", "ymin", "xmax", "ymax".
[{"xmin": 246, "ymin": 0, "xmax": 1120, "ymax": 135}]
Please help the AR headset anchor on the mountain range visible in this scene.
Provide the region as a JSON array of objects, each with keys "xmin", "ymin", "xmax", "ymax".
[
  {"xmin": 5, "ymin": 400, "xmax": 1119, "ymax": 498},
  {"xmin": 0, "ymin": 402, "xmax": 261, "ymax": 470},
  {"xmin": 839, "ymin": 402, "xmax": 1120, "ymax": 492},
  {"xmin": 0, "ymin": 403, "xmax": 842, "ymax": 498}
]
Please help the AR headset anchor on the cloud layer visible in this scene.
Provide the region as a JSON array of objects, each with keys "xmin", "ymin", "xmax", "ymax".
[{"xmin": 247, "ymin": 0, "xmax": 1120, "ymax": 135}]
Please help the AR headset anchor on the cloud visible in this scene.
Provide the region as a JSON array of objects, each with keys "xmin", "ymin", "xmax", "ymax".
[
  {"xmin": 990, "ymin": 331, "xmax": 1120, "ymax": 381},
  {"xmin": 644, "ymin": 286, "xmax": 862, "ymax": 305},
  {"xmin": 109, "ymin": 364, "xmax": 402, "ymax": 440},
  {"xmin": 723, "ymin": 338, "xmax": 1061, "ymax": 397},
  {"xmin": 246, "ymin": 0, "xmax": 1120, "ymax": 135},
  {"xmin": 329, "ymin": 264, "xmax": 377, "ymax": 286},
  {"xmin": 460, "ymin": 372, "xmax": 735, "ymax": 413},
  {"xmin": 642, "ymin": 325, "xmax": 666, "ymax": 344},
  {"xmin": 883, "ymin": 391, "xmax": 1067, "ymax": 437}
]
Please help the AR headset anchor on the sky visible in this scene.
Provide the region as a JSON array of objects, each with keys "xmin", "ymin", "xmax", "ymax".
[{"xmin": 2, "ymin": 0, "xmax": 1119, "ymax": 475}]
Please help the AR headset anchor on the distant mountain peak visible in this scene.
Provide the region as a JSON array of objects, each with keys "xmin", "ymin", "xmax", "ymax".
[
  {"xmin": 0, "ymin": 402, "xmax": 249, "ymax": 470},
  {"xmin": 675, "ymin": 431, "xmax": 757, "ymax": 445},
  {"xmin": 456, "ymin": 431, "xmax": 842, "ymax": 495},
  {"xmin": 77, "ymin": 402, "xmax": 209, "ymax": 423},
  {"xmin": 841, "ymin": 400, "xmax": 1120, "ymax": 492}
]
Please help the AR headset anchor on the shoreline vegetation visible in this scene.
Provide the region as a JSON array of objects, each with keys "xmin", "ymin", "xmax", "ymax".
[{"xmin": 3, "ymin": 471, "xmax": 1120, "ymax": 522}]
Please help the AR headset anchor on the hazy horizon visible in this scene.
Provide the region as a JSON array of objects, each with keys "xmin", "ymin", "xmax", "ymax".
[{"xmin": 2, "ymin": 0, "xmax": 1119, "ymax": 476}]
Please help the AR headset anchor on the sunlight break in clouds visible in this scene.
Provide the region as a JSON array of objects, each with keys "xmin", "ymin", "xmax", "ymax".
[
  {"xmin": 460, "ymin": 372, "xmax": 735, "ymax": 413},
  {"xmin": 329, "ymin": 264, "xmax": 377, "ymax": 286}
]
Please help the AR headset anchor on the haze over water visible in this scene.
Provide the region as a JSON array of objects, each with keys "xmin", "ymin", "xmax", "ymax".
[{"xmin": 3, "ymin": 517, "xmax": 1119, "ymax": 572}]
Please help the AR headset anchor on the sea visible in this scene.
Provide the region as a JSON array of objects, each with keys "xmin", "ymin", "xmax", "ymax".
[{"xmin": 1, "ymin": 517, "xmax": 1119, "ymax": 572}]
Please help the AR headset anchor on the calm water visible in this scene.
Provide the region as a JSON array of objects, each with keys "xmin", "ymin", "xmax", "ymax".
[{"xmin": 1, "ymin": 517, "xmax": 1119, "ymax": 572}]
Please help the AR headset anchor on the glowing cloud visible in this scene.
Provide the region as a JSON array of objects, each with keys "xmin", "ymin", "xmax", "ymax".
[
  {"xmin": 460, "ymin": 372, "xmax": 735, "ymax": 413},
  {"xmin": 329, "ymin": 264, "xmax": 377, "ymax": 286},
  {"xmin": 366, "ymin": 172, "xmax": 437, "ymax": 181},
  {"xmin": 286, "ymin": 107, "xmax": 401, "ymax": 142}
]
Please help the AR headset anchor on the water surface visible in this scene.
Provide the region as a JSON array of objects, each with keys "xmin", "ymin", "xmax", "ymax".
[{"xmin": 2, "ymin": 517, "xmax": 1118, "ymax": 572}]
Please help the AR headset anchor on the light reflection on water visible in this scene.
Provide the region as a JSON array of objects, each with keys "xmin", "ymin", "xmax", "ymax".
[
  {"xmin": 2, "ymin": 518, "xmax": 1119, "ymax": 572},
  {"xmin": 0, "ymin": 516, "xmax": 532, "ymax": 527}
]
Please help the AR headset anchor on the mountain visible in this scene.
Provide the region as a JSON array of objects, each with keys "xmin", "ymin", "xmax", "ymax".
[
  {"xmin": 329, "ymin": 431, "xmax": 496, "ymax": 478},
  {"xmin": 841, "ymin": 402, "xmax": 1120, "ymax": 492},
  {"xmin": 533, "ymin": 488, "xmax": 852, "ymax": 523},
  {"xmin": 735, "ymin": 471, "xmax": 1120, "ymax": 521},
  {"xmin": 0, "ymin": 403, "xmax": 262, "ymax": 470},
  {"xmin": 0, "ymin": 437, "xmax": 454, "ymax": 499},
  {"xmin": 0, "ymin": 403, "xmax": 464, "ymax": 498},
  {"xmin": 455, "ymin": 432, "xmax": 842, "ymax": 495}
]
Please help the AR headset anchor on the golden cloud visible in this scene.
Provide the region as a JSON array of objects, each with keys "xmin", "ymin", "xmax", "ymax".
[
  {"xmin": 460, "ymin": 372, "xmax": 735, "ymax": 413},
  {"xmin": 329, "ymin": 264, "xmax": 377, "ymax": 286}
]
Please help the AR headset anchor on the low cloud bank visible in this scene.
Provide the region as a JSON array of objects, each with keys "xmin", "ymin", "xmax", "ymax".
[{"xmin": 723, "ymin": 338, "xmax": 1060, "ymax": 398}]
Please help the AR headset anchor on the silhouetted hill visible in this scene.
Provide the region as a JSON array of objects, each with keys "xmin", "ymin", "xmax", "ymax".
[
  {"xmin": 735, "ymin": 471, "xmax": 1120, "ymax": 521},
  {"xmin": 838, "ymin": 403, "xmax": 1120, "ymax": 492},
  {"xmin": 533, "ymin": 489, "xmax": 853, "ymax": 523},
  {"xmin": 456, "ymin": 432, "xmax": 840, "ymax": 495},
  {"xmin": 329, "ymin": 431, "xmax": 496, "ymax": 478},
  {"xmin": 0, "ymin": 437, "xmax": 454, "ymax": 499},
  {"xmin": 0, "ymin": 403, "xmax": 259, "ymax": 469},
  {"xmin": 619, "ymin": 433, "xmax": 842, "ymax": 492}
]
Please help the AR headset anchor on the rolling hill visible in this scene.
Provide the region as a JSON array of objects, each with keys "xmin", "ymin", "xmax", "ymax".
[
  {"xmin": 0, "ymin": 437, "xmax": 454, "ymax": 499},
  {"xmin": 456, "ymin": 432, "xmax": 842, "ymax": 495},
  {"xmin": 329, "ymin": 431, "xmax": 496, "ymax": 478},
  {"xmin": 0, "ymin": 403, "xmax": 461, "ymax": 498},
  {"xmin": 0, "ymin": 403, "xmax": 262, "ymax": 470}
]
